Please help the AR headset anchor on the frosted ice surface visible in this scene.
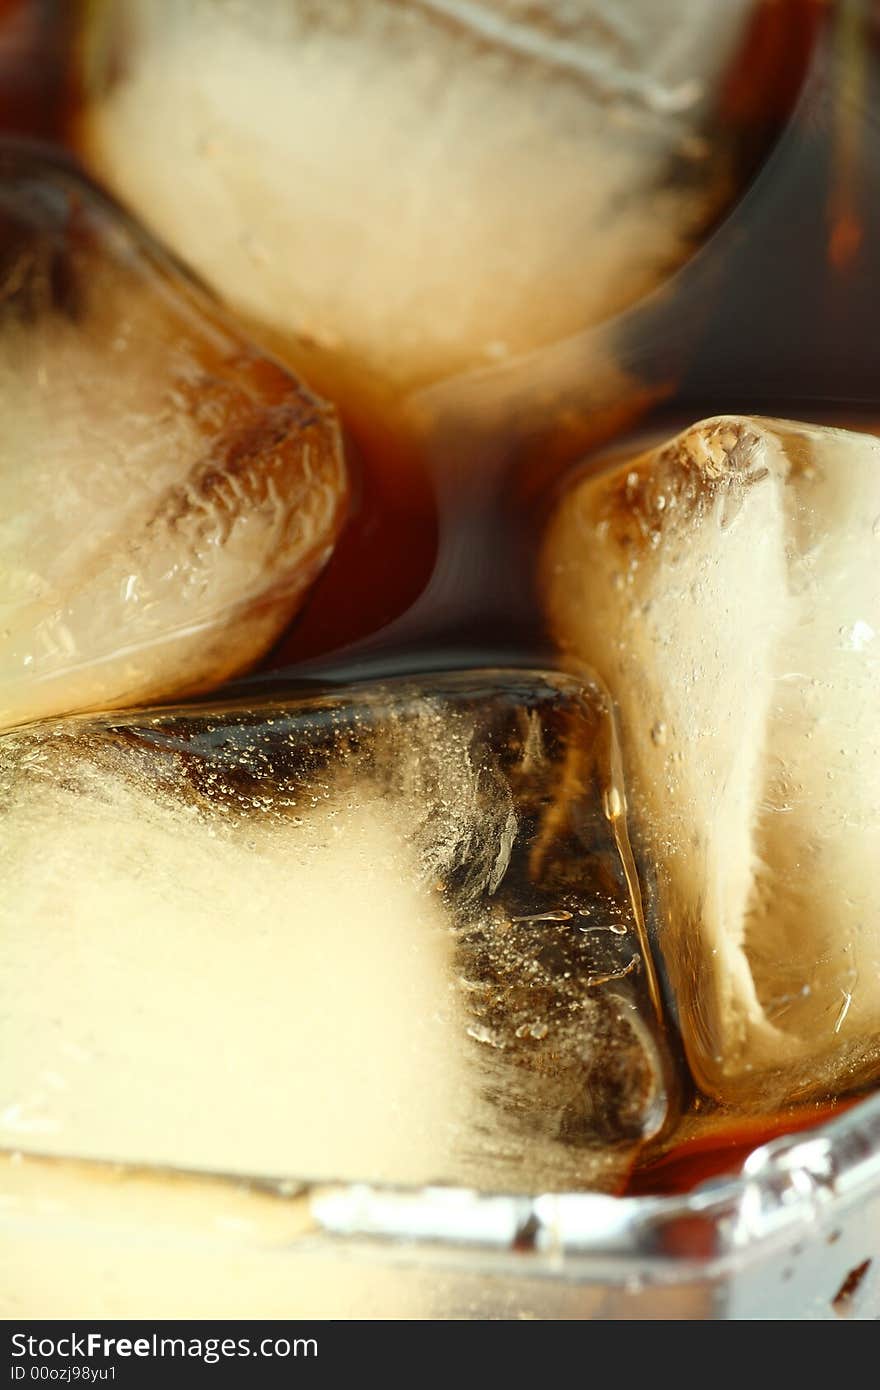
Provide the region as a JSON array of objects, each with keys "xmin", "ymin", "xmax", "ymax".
[
  {"xmin": 77, "ymin": 0, "xmax": 755, "ymax": 403},
  {"xmin": 545, "ymin": 417, "xmax": 880, "ymax": 1104},
  {"xmin": 0, "ymin": 146, "xmax": 346, "ymax": 731},
  {"xmin": 0, "ymin": 670, "xmax": 673, "ymax": 1194}
]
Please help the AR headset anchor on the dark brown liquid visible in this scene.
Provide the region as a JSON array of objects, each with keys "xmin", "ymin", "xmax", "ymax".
[
  {"xmin": 3, "ymin": 0, "xmax": 878, "ymax": 1196},
  {"xmin": 0, "ymin": 1, "xmax": 72, "ymax": 138},
  {"xmin": 626, "ymin": 1095, "xmax": 866, "ymax": 1197}
]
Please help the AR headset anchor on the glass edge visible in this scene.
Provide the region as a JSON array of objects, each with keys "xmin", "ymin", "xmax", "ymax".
[{"xmin": 5, "ymin": 1089, "xmax": 879, "ymax": 1277}]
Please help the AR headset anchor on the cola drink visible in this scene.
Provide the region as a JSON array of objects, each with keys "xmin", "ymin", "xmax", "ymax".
[{"xmin": 0, "ymin": 0, "xmax": 878, "ymax": 1319}]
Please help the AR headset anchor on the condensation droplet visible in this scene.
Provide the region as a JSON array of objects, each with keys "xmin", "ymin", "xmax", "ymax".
[
  {"xmin": 510, "ymin": 909, "xmax": 572, "ymax": 924},
  {"xmin": 515, "ymin": 1020, "xmax": 550, "ymax": 1040},
  {"xmin": 578, "ymin": 921, "xmax": 628, "ymax": 936},
  {"xmin": 584, "ymin": 954, "xmax": 641, "ymax": 988}
]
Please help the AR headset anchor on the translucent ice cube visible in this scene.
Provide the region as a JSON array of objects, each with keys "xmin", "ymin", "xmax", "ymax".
[
  {"xmin": 544, "ymin": 417, "xmax": 880, "ymax": 1105},
  {"xmin": 75, "ymin": 0, "xmax": 760, "ymax": 408},
  {"xmin": 0, "ymin": 145, "xmax": 346, "ymax": 730},
  {"xmin": 0, "ymin": 670, "xmax": 673, "ymax": 1194}
]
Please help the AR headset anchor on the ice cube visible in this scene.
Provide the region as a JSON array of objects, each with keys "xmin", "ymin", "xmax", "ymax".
[
  {"xmin": 0, "ymin": 670, "xmax": 673, "ymax": 1194},
  {"xmin": 75, "ymin": 0, "xmax": 760, "ymax": 409},
  {"xmin": 0, "ymin": 145, "xmax": 346, "ymax": 731},
  {"xmin": 544, "ymin": 416, "xmax": 880, "ymax": 1104}
]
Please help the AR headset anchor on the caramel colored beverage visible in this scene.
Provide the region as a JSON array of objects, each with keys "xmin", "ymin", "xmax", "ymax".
[{"xmin": 0, "ymin": 0, "xmax": 879, "ymax": 1322}]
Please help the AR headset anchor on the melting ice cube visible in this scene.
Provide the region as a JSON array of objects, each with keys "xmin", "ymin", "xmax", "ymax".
[
  {"xmin": 0, "ymin": 670, "xmax": 673, "ymax": 1194},
  {"xmin": 0, "ymin": 145, "xmax": 346, "ymax": 730},
  {"xmin": 544, "ymin": 416, "xmax": 880, "ymax": 1104},
  {"xmin": 75, "ymin": 0, "xmax": 761, "ymax": 405}
]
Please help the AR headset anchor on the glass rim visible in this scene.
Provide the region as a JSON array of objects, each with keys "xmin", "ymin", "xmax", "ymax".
[{"xmin": 6, "ymin": 1087, "xmax": 878, "ymax": 1282}]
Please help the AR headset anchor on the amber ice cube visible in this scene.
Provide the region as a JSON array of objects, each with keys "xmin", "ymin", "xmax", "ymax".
[
  {"xmin": 0, "ymin": 144, "xmax": 346, "ymax": 730},
  {"xmin": 0, "ymin": 669, "xmax": 675, "ymax": 1195},
  {"xmin": 76, "ymin": 0, "xmax": 767, "ymax": 408},
  {"xmin": 544, "ymin": 416, "xmax": 880, "ymax": 1105}
]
